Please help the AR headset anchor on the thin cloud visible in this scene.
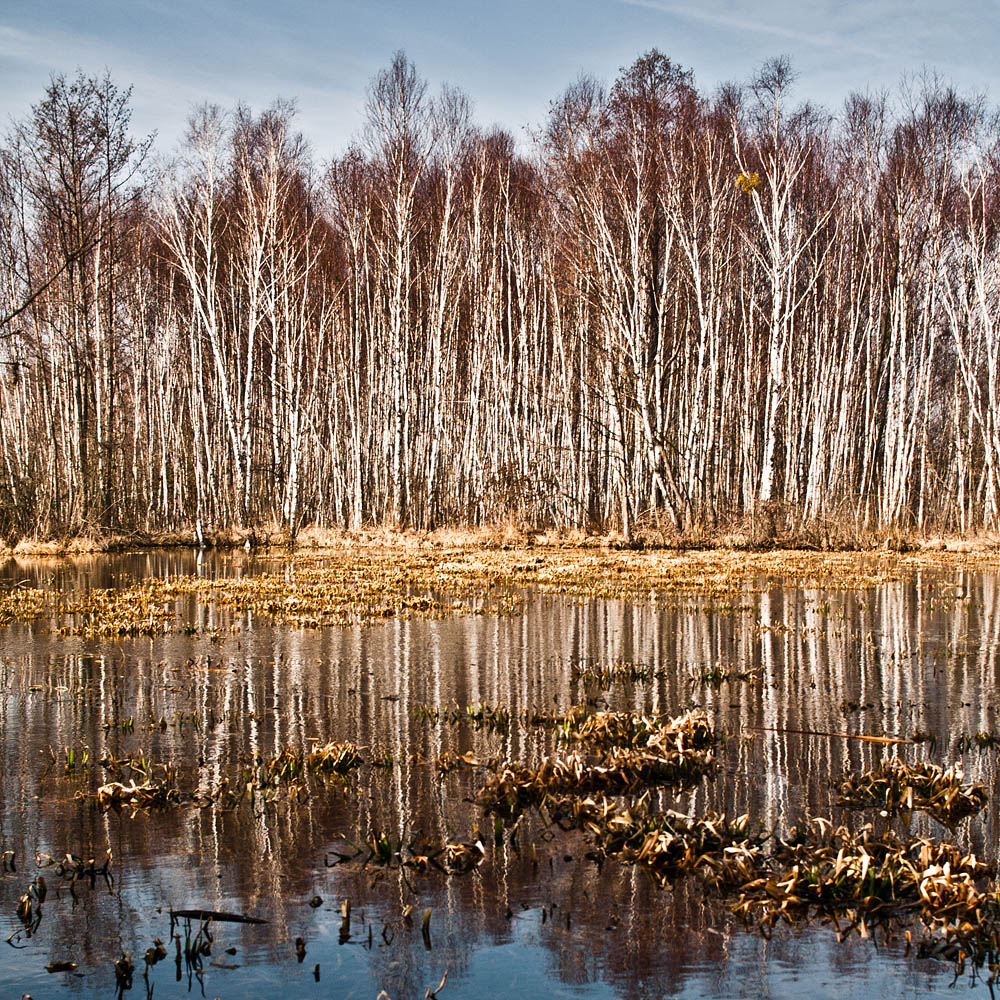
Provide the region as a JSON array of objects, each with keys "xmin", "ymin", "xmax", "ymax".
[
  {"xmin": 0, "ymin": 19, "xmax": 360, "ymax": 154},
  {"xmin": 620, "ymin": 0, "xmax": 889, "ymax": 61},
  {"xmin": 0, "ymin": 22, "xmax": 206, "ymax": 108}
]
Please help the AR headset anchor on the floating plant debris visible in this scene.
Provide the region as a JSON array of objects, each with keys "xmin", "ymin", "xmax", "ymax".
[
  {"xmin": 478, "ymin": 709, "xmax": 716, "ymax": 822},
  {"xmin": 836, "ymin": 759, "xmax": 988, "ymax": 828},
  {"xmin": 734, "ymin": 818, "xmax": 998, "ymax": 952},
  {"xmin": 54, "ymin": 737, "xmax": 367, "ymax": 815},
  {"xmin": 170, "ymin": 909, "xmax": 268, "ymax": 925},
  {"xmin": 95, "ymin": 778, "xmax": 179, "ymax": 810},
  {"xmin": 250, "ymin": 741, "xmax": 364, "ymax": 793},
  {"xmin": 36, "ymin": 850, "xmax": 113, "ymax": 889},
  {"xmin": 434, "ymin": 750, "xmax": 482, "ymax": 773},
  {"xmin": 571, "ymin": 659, "xmax": 659, "ymax": 685},
  {"xmin": 0, "ymin": 585, "xmax": 48, "ymax": 625},
  {"xmin": 56, "ymin": 586, "xmax": 176, "ymax": 637},
  {"xmin": 307, "ymin": 741, "xmax": 364, "ymax": 775},
  {"xmin": 45, "ymin": 961, "xmax": 78, "ymax": 973},
  {"xmin": 555, "ymin": 708, "xmax": 713, "ymax": 752},
  {"xmin": 440, "ymin": 838, "xmax": 486, "ymax": 874},
  {"xmin": 326, "ymin": 830, "xmax": 486, "ymax": 877},
  {"xmin": 953, "ymin": 731, "xmax": 1000, "ymax": 752},
  {"xmin": 545, "ymin": 793, "xmax": 765, "ymax": 888},
  {"xmin": 694, "ymin": 665, "xmax": 760, "ymax": 688},
  {"xmin": 415, "ymin": 702, "xmax": 514, "ymax": 732}
]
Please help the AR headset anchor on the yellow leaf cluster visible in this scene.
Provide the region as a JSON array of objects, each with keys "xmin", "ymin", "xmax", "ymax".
[{"xmin": 735, "ymin": 171, "xmax": 761, "ymax": 193}]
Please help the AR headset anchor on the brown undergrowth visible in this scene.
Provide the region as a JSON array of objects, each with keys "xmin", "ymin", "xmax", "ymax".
[{"xmin": 5, "ymin": 519, "xmax": 1000, "ymax": 555}]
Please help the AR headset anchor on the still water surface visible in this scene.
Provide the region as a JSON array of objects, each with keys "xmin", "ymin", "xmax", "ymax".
[{"xmin": 1, "ymin": 551, "xmax": 998, "ymax": 999}]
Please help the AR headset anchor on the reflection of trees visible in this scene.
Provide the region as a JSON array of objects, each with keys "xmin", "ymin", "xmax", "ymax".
[{"xmin": 1, "ymin": 552, "xmax": 999, "ymax": 995}]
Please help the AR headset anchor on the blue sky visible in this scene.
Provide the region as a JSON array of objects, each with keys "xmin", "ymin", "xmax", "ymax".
[{"xmin": 0, "ymin": 1, "xmax": 996, "ymax": 160}]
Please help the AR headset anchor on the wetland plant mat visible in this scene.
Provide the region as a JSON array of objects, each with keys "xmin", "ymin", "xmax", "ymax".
[{"xmin": 3, "ymin": 546, "xmax": 999, "ymax": 635}]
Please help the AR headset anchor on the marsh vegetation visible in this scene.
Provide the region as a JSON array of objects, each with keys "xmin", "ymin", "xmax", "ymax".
[{"xmin": 1, "ymin": 548, "xmax": 1000, "ymax": 997}]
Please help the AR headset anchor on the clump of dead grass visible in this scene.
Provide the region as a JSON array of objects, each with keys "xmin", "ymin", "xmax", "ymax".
[
  {"xmin": 478, "ymin": 709, "xmax": 716, "ymax": 822},
  {"xmin": 836, "ymin": 759, "xmax": 988, "ymax": 829},
  {"xmin": 548, "ymin": 793, "xmax": 765, "ymax": 888},
  {"xmin": 95, "ymin": 778, "xmax": 179, "ymax": 811},
  {"xmin": 555, "ymin": 707, "xmax": 714, "ymax": 752},
  {"xmin": 0, "ymin": 586, "xmax": 48, "ymax": 625},
  {"xmin": 735, "ymin": 817, "xmax": 998, "ymax": 959}
]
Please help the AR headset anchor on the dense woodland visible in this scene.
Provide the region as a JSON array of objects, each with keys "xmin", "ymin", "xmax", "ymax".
[{"xmin": 2, "ymin": 51, "xmax": 1000, "ymax": 542}]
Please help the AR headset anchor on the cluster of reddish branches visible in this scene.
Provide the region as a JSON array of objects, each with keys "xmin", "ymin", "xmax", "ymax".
[{"xmin": 1, "ymin": 52, "xmax": 999, "ymax": 541}]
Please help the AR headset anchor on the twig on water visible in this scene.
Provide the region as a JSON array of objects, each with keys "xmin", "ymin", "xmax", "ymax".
[
  {"xmin": 746, "ymin": 726, "xmax": 909, "ymax": 746},
  {"xmin": 426, "ymin": 968, "xmax": 449, "ymax": 998}
]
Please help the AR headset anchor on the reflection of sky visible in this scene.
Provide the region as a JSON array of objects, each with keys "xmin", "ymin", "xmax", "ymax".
[
  {"xmin": 0, "ymin": 1, "xmax": 997, "ymax": 161},
  {"xmin": 3, "ymin": 552, "xmax": 1000, "ymax": 997}
]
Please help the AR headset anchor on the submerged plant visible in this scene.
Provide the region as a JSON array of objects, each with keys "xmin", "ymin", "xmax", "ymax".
[
  {"xmin": 95, "ymin": 778, "xmax": 179, "ymax": 811},
  {"xmin": 571, "ymin": 659, "xmax": 658, "ymax": 685}
]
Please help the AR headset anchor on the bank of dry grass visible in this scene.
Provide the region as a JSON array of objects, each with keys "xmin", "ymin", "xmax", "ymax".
[{"xmin": 5, "ymin": 517, "xmax": 1000, "ymax": 557}]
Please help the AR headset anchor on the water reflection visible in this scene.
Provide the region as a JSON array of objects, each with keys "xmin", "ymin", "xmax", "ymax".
[{"xmin": 0, "ymin": 553, "xmax": 997, "ymax": 997}]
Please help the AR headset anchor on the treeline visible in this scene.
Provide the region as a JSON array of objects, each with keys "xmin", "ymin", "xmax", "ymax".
[{"xmin": 1, "ymin": 52, "xmax": 999, "ymax": 542}]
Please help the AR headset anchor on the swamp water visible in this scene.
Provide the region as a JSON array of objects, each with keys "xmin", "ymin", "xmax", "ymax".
[{"xmin": 1, "ymin": 551, "xmax": 999, "ymax": 999}]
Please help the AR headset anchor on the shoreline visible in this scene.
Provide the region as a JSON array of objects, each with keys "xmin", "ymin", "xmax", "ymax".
[{"xmin": 3, "ymin": 525, "xmax": 1000, "ymax": 559}]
